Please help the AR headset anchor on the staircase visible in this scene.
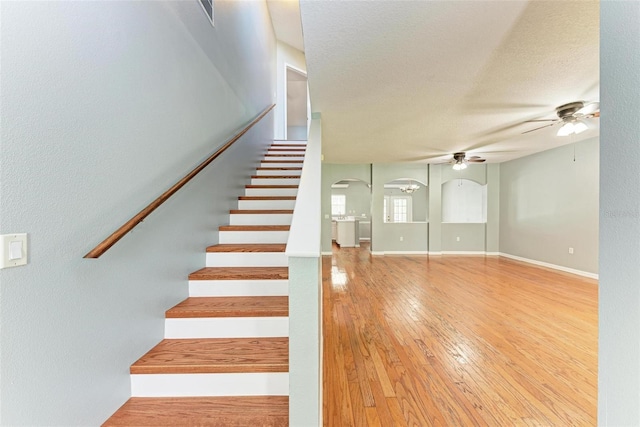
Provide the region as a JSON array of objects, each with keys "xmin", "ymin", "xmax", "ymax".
[{"xmin": 103, "ymin": 141, "xmax": 306, "ymax": 426}]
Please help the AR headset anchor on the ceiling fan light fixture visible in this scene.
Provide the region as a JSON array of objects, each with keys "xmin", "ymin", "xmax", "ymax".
[
  {"xmin": 573, "ymin": 120, "xmax": 588, "ymax": 134},
  {"xmin": 452, "ymin": 161, "xmax": 467, "ymax": 171},
  {"xmin": 557, "ymin": 121, "xmax": 575, "ymax": 136}
]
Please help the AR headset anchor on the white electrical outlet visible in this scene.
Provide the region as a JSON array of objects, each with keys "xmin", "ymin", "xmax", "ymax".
[
  {"xmin": 569, "ymin": 247, "xmax": 574, "ymax": 254},
  {"xmin": 456, "ymin": 236, "xmax": 461, "ymax": 242},
  {"xmin": 400, "ymin": 236, "xmax": 404, "ymax": 241}
]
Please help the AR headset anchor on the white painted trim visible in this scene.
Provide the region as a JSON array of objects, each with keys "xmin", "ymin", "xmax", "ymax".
[
  {"xmin": 499, "ymin": 252, "xmax": 599, "ymax": 279},
  {"xmin": 285, "ymin": 118, "xmax": 321, "ymax": 258},
  {"xmin": 485, "ymin": 252, "xmax": 500, "ymax": 256},
  {"xmin": 371, "ymin": 251, "xmax": 385, "ymax": 256},
  {"xmin": 428, "ymin": 251, "xmax": 443, "ymax": 255},
  {"xmin": 189, "ymin": 279, "xmax": 288, "ymax": 297},
  {"xmin": 441, "ymin": 251, "xmax": 488, "ymax": 255},
  {"xmin": 219, "ymin": 230, "xmax": 289, "ymax": 244},
  {"xmin": 206, "ymin": 252, "xmax": 287, "ymax": 267},
  {"xmin": 131, "ymin": 373, "xmax": 289, "ymax": 397},
  {"xmin": 321, "ymin": 251, "xmax": 332, "ymax": 256},
  {"xmin": 383, "ymin": 251, "xmax": 429, "ymax": 255},
  {"xmin": 165, "ymin": 317, "xmax": 289, "ymax": 338}
]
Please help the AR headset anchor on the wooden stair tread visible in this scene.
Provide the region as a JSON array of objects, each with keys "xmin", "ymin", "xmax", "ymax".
[
  {"xmin": 207, "ymin": 244, "xmax": 286, "ymax": 253},
  {"xmin": 102, "ymin": 396, "xmax": 288, "ymax": 426},
  {"xmin": 230, "ymin": 210, "xmax": 293, "ymax": 214},
  {"xmin": 189, "ymin": 266, "xmax": 289, "ymax": 280},
  {"xmin": 219, "ymin": 225, "xmax": 290, "ymax": 231},
  {"xmin": 166, "ymin": 296, "xmax": 288, "ymax": 318},
  {"xmin": 268, "ymin": 148, "xmax": 306, "ymax": 151},
  {"xmin": 238, "ymin": 196, "xmax": 296, "ymax": 200},
  {"xmin": 264, "ymin": 154, "xmax": 305, "ymax": 157},
  {"xmin": 251, "ymin": 175, "xmax": 301, "ymax": 179},
  {"xmin": 246, "ymin": 184, "xmax": 299, "ymax": 188},
  {"xmin": 130, "ymin": 337, "xmax": 289, "ymax": 374}
]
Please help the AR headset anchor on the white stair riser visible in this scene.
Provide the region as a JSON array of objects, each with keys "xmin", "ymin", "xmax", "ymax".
[
  {"xmin": 131, "ymin": 373, "xmax": 289, "ymax": 397},
  {"xmin": 261, "ymin": 162, "xmax": 304, "ymax": 168},
  {"xmin": 245, "ymin": 188, "xmax": 298, "ymax": 197},
  {"xmin": 263, "ymin": 157, "xmax": 305, "ymax": 162},
  {"xmin": 206, "ymin": 252, "xmax": 287, "ymax": 267},
  {"xmin": 238, "ymin": 200, "xmax": 296, "ymax": 210},
  {"xmin": 230, "ymin": 213, "xmax": 292, "ymax": 225},
  {"xmin": 251, "ymin": 178, "xmax": 300, "ymax": 186},
  {"xmin": 255, "ymin": 169, "xmax": 302, "ymax": 176},
  {"xmin": 266, "ymin": 151, "xmax": 306, "ymax": 155},
  {"xmin": 189, "ymin": 279, "xmax": 289, "ymax": 297},
  {"xmin": 219, "ymin": 230, "xmax": 289, "ymax": 244},
  {"xmin": 165, "ymin": 317, "xmax": 289, "ymax": 338}
]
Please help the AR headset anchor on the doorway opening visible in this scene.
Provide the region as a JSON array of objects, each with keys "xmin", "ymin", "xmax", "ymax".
[{"xmin": 285, "ymin": 66, "xmax": 308, "ymax": 141}]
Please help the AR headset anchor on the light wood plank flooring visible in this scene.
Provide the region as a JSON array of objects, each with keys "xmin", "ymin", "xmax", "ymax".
[{"xmin": 323, "ymin": 244, "xmax": 597, "ymax": 426}]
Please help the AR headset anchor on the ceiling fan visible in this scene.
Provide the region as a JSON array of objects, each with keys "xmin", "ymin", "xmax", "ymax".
[
  {"xmin": 522, "ymin": 101, "xmax": 600, "ymax": 136},
  {"xmin": 450, "ymin": 152, "xmax": 486, "ymax": 170}
]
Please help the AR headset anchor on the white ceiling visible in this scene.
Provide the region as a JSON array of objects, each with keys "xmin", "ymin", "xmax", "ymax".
[
  {"xmin": 299, "ymin": 0, "xmax": 599, "ymax": 164},
  {"xmin": 266, "ymin": 0, "xmax": 305, "ymax": 52}
]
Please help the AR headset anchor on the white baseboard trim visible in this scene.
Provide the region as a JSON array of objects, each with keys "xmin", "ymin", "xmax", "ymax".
[
  {"xmin": 441, "ymin": 251, "xmax": 487, "ymax": 255},
  {"xmin": 371, "ymin": 251, "xmax": 429, "ymax": 255},
  {"xmin": 499, "ymin": 252, "xmax": 599, "ymax": 279},
  {"xmin": 428, "ymin": 251, "xmax": 442, "ymax": 255},
  {"xmin": 321, "ymin": 251, "xmax": 332, "ymax": 256},
  {"xmin": 485, "ymin": 252, "xmax": 500, "ymax": 256},
  {"xmin": 359, "ymin": 238, "xmax": 371, "ymax": 241}
]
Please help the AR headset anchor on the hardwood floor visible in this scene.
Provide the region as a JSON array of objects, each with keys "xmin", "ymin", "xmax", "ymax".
[{"xmin": 323, "ymin": 244, "xmax": 597, "ymax": 426}]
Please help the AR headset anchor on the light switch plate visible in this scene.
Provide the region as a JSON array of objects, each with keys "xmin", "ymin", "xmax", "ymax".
[{"xmin": 0, "ymin": 233, "xmax": 28, "ymax": 269}]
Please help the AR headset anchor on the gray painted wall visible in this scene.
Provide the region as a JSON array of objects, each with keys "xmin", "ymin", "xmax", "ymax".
[
  {"xmin": 287, "ymin": 126, "xmax": 307, "ymax": 140},
  {"xmin": 441, "ymin": 223, "xmax": 486, "ymax": 252},
  {"xmin": 485, "ymin": 164, "xmax": 500, "ymax": 253},
  {"xmin": 599, "ymin": 2, "xmax": 640, "ymax": 424},
  {"xmin": 499, "ymin": 138, "xmax": 599, "ymax": 274},
  {"xmin": 0, "ymin": 1, "xmax": 275, "ymax": 425}
]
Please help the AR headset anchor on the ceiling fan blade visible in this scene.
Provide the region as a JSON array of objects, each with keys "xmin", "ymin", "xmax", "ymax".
[
  {"xmin": 522, "ymin": 122, "xmax": 558, "ymax": 134},
  {"xmin": 467, "ymin": 156, "xmax": 482, "ymax": 159},
  {"xmin": 525, "ymin": 119, "xmax": 559, "ymax": 122},
  {"xmin": 467, "ymin": 158, "xmax": 486, "ymax": 163}
]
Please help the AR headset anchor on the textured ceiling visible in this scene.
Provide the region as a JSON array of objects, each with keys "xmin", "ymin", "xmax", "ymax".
[
  {"xmin": 266, "ymin": 0, "xmax": 305, "ymax": 51},
  {"xmin": 300, "ymin": 0, "xmax": 599, "ymax": 163}
]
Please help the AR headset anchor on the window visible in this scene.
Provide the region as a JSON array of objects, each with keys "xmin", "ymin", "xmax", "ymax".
[
  {"xmin": 331, "ymin": 194, "xmax": 346, "ymax": 216},
  {"xmin": 384, "ymin": 196, "xmax": 412, "ymax": 223},
  {"xmin": 393, "ymin": 198, "xmax": 408, "ymax": 223},
  {"xmin": 199, "ymin": 0, "xmax": 214, "ymax": 26}
]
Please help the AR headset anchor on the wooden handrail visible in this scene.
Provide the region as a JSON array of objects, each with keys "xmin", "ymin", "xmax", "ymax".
[{"xmin": 84, "ymin": 104, "xmax": 275, "ymax": 259}]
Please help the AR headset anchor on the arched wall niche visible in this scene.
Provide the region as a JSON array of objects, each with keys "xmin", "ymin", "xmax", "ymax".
[{"xmin": 441, "ymin": 178, "xmax": 487, "ymax": 223}]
